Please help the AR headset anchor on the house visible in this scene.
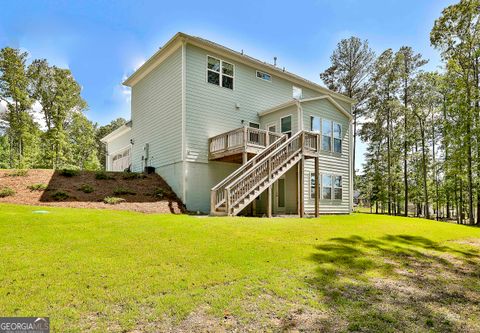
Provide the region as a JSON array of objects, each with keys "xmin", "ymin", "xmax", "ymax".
[{"xmin": 101, "ymin": 32, "xmax": 355, "ymax": 216}]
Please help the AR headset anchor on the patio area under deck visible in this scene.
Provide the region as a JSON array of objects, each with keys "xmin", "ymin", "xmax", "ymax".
[{"xmin": 208, "ymin": 127, "xmax": 284, "ymax": 163}]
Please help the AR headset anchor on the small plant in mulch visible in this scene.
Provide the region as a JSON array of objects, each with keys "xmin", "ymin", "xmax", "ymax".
[
  {"xmin": 51, "ymin": 191, "xmax": 70, "ymax": 201},
  {"xmin": 27, "ymin": 183, "xmax": 48, "ymax": 191},
  {"xmin": 5, "ymin": 169, "xmax": 28, "ymax": 177},
  {"xmin": 59, "ymin": 169, "xmax": 79, "ymax": 177},
  {"xmin": 103, "ymin": 197, "xmax": 126, "ymax": 205},
  {"xmin": 112, "ymin": 187, "xmax": 136, "ymax": 196},
  {"xmin": 78, "ymin": 184, "xmax": 94, "ymax": 193},
  {"xmin": 0, "ymin": 187, "xmax": 15, "ymax": 197},
  {"xmin": 122, "ymin": 172, "xmax": 146, "ymax": 180},
  {"xmin": 95, "ymin": 171, "xmax": 114, "ymax": 180},
  {"xmin": 152, "ymin": 187, "xmax": 172, "ymax": 199}
]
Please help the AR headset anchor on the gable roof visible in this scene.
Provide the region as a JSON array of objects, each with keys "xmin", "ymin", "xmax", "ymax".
[
  {"xmin": 123, "ymin": 32, "xmax": 355, "ymax": 105},
  {"xmin": 100, "ymin": 121, "xmax": 132, "ymax": 143},
  {"xmin": 259, "ymin": 96, "xmax": 353, "ymax": 120}
]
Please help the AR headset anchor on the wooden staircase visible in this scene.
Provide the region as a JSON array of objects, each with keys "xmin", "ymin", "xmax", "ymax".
[{"xmin": 211, "ymin": 130, "xmax": 320, "ymax": 216}]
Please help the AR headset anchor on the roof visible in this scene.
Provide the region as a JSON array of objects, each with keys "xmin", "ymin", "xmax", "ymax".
[
  {"xmin": 100, "ymin": 121, "xmax": 132, "ymax": 143},
  {"xmin": 123, "ymin": 32, "xmax": 355, "ymax": 105},
  {"xmin": 259, "ymin": 96, "xmax": 353, "ymax": 120}
]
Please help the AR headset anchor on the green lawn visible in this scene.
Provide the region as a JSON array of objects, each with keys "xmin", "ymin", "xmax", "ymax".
[{"xmin": 1, "ymin": 204, "xmax": 479, "ymax": 332}]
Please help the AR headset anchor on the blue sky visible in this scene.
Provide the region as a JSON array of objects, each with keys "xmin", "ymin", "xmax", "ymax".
[{"xmin": 0, "ymin": 0, "xmax": 456, "ymax": 170}]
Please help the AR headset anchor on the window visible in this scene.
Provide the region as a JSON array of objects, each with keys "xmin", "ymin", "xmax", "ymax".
[
  {"xmin": 256, "ymin": 70, "xmax": 271, "ymax": 82},
  {"xmin": 249, "ymin": 122, "xmax": 260, "ymax": 129},
  {"xmin": 334, "ymin": 175, "xmax": 342, "ymax": 200},
  {"xmin": 334, "ymin": 123, "xmax": 342, "ymax": 153},
  {"xmin": 249, "ymin": 122, "xmax": 260, "ymax": 143},
  {"xmin": 281, "ymin": 115, "xmax": 292, "ymax": 138},
  {"xmin": 322, "ymin": 119, "xmax": 332, "ymax": 151},
  {"xmin": 322, "ymin": 174, "xmax": 332, "ymax": 200},
  {"xmin": 293, "ymin": 86, "xmax": 303, "ymax": 99},
  {"xmin": 310, "ymin": 173, "xmax": 316, "ymax": 199},
  {"xmin": 311, "ymin": 116, "xmax": 320, "ymax": 133},
  {"xmin": 207, "ymin": 56, "xmax": 234, "ymax": 89}
]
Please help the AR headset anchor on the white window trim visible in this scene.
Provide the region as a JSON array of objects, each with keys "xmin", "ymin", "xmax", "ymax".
[
  {"xmin": 206, "ymin": 55, "xmax": 235, "ymax": 90},
  {"xmin": 265, "ymin": 122, "xmax": 278, "ymax": 132},
  {"xmin": 320, "ymin": 173, "xmax": 343, "ymax": 201},
  {"xmin": 321, "ymin": 174, "xmax": 332, "ymax": 200},
  {"xmin": 256, "ymin": 70, "xmax": 272, "ymax": 82},
  {"xmin": 309, "ymin": 172, "xmax": 316, "ymax": 200},
  {"xmin": 312, "ymin": 116, "xmax": 342, "ymax": 155},
  {"xmin": 280, "ymin": 114, "xmax": 293, "ymax": 136}
]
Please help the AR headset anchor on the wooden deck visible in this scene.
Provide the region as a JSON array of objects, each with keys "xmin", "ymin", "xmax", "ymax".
[{"xmin": 208, "ymin": 127, "xmax": 284, "ymax": 163}]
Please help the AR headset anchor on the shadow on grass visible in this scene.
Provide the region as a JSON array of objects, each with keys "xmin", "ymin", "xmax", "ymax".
[{"xmin": 307, "ymin": 234, "xmax": 480, "ymax": 332}]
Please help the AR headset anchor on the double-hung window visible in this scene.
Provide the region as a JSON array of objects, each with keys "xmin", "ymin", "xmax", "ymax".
[
  {"xmin": 310, "ymin": 173, "xmax": 316, "ymax": 199},
  {"xmin": 281, "ymin": 115, "xmax": 292, "ymax": 138},
  {"xmin": 311, "ymin": 116, "xmax": 321, "ymax": 133},
  {"xmin": 333, "ymin": 123, "xmax": 342, "ymax": 153},
  {"xmin": 207, "ymin": 56, "xmax": 234, "ymax": 89},
  {"xmin": 322, "ymin": 174, "xmax": 332, "ymax": 200},
  {"xmin": 334, "ymin": 175, "xmax": 342, "ymax": 200},
  {"xmin": 322, "ymin": 119, "xmax": 332, "ymax": 151}
]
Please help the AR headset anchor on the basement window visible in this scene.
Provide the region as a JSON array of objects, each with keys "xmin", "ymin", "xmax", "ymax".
[
  {"xmin": 310, "ymin": 173, "xmax": 316, "ymax": 199},
  {"xmin": 256, "ymin": 70, "xmax": 272, "ymax": 82},
  {"xmin": 207, "ymin": 56, "xmax": 234, "ymax": 90},
  {"xmin": 334, "ymin": 175, "xmax": 343, "ymax": 200}
]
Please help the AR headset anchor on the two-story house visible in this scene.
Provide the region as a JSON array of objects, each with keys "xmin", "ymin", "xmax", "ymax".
[{"xmin": 101, "ymin": 32, "xmax": 355, "ymax": 216}]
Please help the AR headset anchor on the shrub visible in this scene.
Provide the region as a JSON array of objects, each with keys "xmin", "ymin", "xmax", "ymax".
[
  {"xmin": 6, "ymin": 169, "xmax": 28, "ymax": 177},
  {"xmin": 153, "ymin": 187, "xmax": 171, "ymax": 199},
  {"xmin": 59, "ymin": 169, "xmax": 79, "ymax": 177},
  {"xmin": 95, "ymin": 171, "xmax": 114, "ymax": 180},
  {"xmin": 103, "ymin": 197, "xmax": 125, "ymax": 205},
  {"xmin": 27, "ymin": 183, "xmax": 48, "ymax": 191},
  {"xmin": 78, "ymin": 184, "xmax": 94, "ymax": 193},
  {"xmin": 112, "ymin": 187, "xmax": 136, "ymax": 196},
  {"xmin": 122, "ymin": 172, "xmax": 146, "ymax": 180},
  {"xmin": 51, "ymin": 191, "xmax": 70, "ymax": 201},
  {"xmin": 0, "ymin": 187, "xmax": 15, "ymax": 197}
]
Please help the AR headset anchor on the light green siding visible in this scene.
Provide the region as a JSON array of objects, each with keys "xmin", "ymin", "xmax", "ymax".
[
  {"xmin": 130, "ymin": 46, "xmax": 184, "ymax": 199},
  {"xmin": 259, "ymin": 104, "xmax": 299, "ymax": 132},
  {"xmin": 301, "ymin": 99, "xmax": 352, "ymax": 214},
  {"xmin": 183, "ymin": 44, "xmax": 321, "ymax": 211}
]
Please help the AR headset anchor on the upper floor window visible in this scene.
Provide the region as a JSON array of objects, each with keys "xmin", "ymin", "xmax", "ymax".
[
  {"xmin": 333, "ymin": 123, "xmax": 342, "ymax": 153},
  {"xmin": 207, "ymin": 56, "xmax": 234, "ymax": 90},
  {"xmin": 322, "ymin": 119, "xmax": 332, "ymax": 151},
  {"xmin": 311, "ymin": 116, "xmax": 320, "ymax": 133},
  {"xmin": 293, "ymin": 86, "xmax": 302, "ymax": 99},
  {"xmin": 281, "ymin": 115, "xmax": 292, "ymax": 138},
  {"xmin": 256, "ymin": 70, "xmax": 272, "ymax": 82},
  {"xmin": 249, "ymin": 122, "xmax": 260, "ymax": 129}
]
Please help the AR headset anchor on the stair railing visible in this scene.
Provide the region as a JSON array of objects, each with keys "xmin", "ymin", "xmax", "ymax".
[
  {"xmin": 210, "ymin": 132, "xmax": 287, "ymax": 210},
  {"xmin": 225, "ymin": 131, "xmax": 305, "ymax": 214}
]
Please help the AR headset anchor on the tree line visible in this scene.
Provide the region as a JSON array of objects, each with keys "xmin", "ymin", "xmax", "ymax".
[
  {"xmin": 320, "ymin": 0, "xmax": 480, "ymax": 224},
  {"xmin": 0, "ymin": 47, "xmax": 126, "ymax": 170}
]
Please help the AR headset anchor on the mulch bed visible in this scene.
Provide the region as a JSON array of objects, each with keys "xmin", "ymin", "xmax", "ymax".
[{"xmin": 0, "ymin": 169, "xmax": 184, "ymax": 214}]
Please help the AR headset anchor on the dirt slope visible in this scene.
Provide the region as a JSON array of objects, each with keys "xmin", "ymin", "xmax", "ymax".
[{"xmin": 0, "ymin": 169, "xmax": 184, "ymax": 213}]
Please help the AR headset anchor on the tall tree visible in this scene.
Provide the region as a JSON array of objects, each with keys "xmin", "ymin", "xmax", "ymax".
[
  {"xmin": 395, "ymin": 47, "xmax": 428, "ymax": 216},
  {"xmin": 431, "ymin": 0, "xmax": 480, "ymax": 224},
  {"xmin": 320, "ymin": 37, "xmax": 375, "ymax": 183},
  {"xmin": 0, "ymin": 47, "xmax": 39, "ymax": 168},
  {"xmin": 28, "ymin": 60, "xmax": 87, "ymax": 168}
]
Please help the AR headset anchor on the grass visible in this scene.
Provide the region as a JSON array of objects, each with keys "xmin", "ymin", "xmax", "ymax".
[{"xmin": 0, "ymin": 204, "xmax": 479, "ymax": 332}]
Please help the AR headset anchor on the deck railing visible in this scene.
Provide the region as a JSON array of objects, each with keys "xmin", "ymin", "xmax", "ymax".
[{"xmin": 209, "ymin": 127, "xmax": 284, "ymax": 159}]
